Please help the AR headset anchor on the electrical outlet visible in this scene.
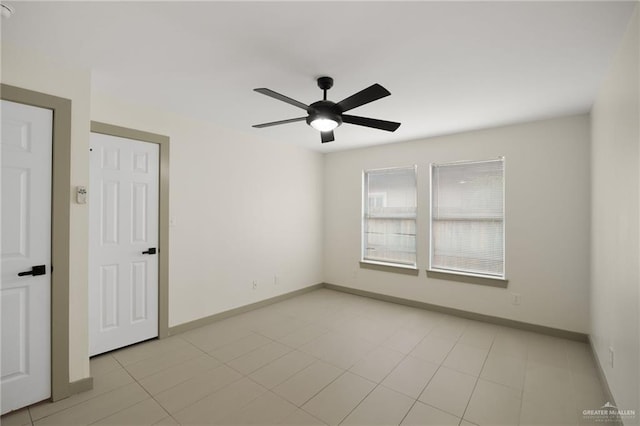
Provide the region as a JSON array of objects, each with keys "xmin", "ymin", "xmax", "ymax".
[
  {"xmin": 609, "ymin": 347, "xmax": 614, "ymax": 368},
  {"xmin": 511, "ymin": 293, "xmax": 521, "ymax": 305},
  {"xmin": 274, "ymin": 275, "xmax": 279, "ymax": 285},
  {"xmin": 252, "ymin": 280, "xmax": 258, "ymax": 290}
]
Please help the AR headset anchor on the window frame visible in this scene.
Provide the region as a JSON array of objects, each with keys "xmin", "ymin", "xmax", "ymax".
[
  {"xmin": 428, "ymin": 157, "xmax": 506, "ymax": 280},
  {"xmin": 361, "ymin": 165, "xmax": 418, "ymax": 270}
]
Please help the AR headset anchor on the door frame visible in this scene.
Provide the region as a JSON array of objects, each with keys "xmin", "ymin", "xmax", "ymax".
[
  {"xmin": 90, "ymin": 121, "xmax": 170, "ymax": 340},
  {"xmin": 1, "ymin": 84, "xmax": 74, "ymax": 402}
]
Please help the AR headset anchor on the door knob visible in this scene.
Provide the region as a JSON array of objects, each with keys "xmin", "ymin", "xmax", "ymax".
[
  {"xmin": 18, "ymin": 265, "xmax": 46, "ymax": 277},
  {"xmin": 142, "ymin": 248, "xmax": 157, "ymax": 255}
]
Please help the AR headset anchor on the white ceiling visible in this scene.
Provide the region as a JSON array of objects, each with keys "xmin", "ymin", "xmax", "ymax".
[{"xmin": 1, "ymin": 1, "xmax": 635, "ymax": 152}]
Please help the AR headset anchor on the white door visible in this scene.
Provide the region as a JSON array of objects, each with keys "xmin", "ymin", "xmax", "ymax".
[
  {"xmin": 1, "ymin": 100, "xmax": 52, "ymax": 414},
  {"xmin": 89, "ymin": 132, "xmax": 159, "ymax": 356}
]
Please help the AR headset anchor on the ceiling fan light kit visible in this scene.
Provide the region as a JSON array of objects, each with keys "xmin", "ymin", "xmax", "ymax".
[
  {"xmin": 253, "ymin": 76, "xmax": 401, "ymax": 143},
  {"xmin": 309, "ymin": 117, "xmax": 340, "ymax": 132}
]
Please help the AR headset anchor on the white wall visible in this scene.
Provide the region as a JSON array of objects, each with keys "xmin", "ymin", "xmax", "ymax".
[
  {"xmin": 590, "ymin": 5, "xmax": 639, "ymax": 419},
  {"xmin": 1, "ymin": 44, "xmax": 92, "ymax": 381},
  {"xmin": 91, "ymin": 93, "xmax": 324, "ymax": 327},
  {"xmin": 324, "ymin": 115, "xmax": 591, "ymax": 333}
]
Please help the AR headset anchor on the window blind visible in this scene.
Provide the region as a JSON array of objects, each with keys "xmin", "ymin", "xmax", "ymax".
[
  {"xmin": 363, "ymin": 166, "xmax": 417, "ymax": 267},
  {"xmin": 430, "ymin": 158, "xmax": 504, "ymax": 277}
]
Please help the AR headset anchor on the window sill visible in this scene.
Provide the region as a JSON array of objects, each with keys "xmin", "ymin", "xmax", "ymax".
[
  {"xmin": 426, "ymin": 269, "xmax": 508, "ymax": 288},
  {"xmin": 360, "ymin": 261, "xmax": 419, "ymax": 276}
]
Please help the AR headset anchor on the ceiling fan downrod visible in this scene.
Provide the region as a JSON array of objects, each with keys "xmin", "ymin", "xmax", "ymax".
[{"xmin": 317, "ymin": 76, "xmax": 333, "ymax": 101}]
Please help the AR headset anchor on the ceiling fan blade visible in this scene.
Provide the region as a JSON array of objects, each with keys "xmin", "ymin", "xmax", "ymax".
[
  {"xmin": 342, "ymin": 115, "xmax": 401, "ymax": 132},
  {"xmin": 337, "ymin": 84, "xmax": 391, "ymax": 113},
  {"xmin": 252, "ymin": 117, "xmax": 307, "ymax": 128},
  {"xmin": 254, "ymin": 88, "xmax": 309, "ymax": 110},
  {"xmin": 321, "ymin": 130, "xmax": 335, "ymax": 143}
]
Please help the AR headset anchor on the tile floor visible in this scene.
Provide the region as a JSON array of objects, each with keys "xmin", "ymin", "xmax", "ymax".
[{"xmin": 2, "ymin": 288, "xmax": 617, "ymax": 426}]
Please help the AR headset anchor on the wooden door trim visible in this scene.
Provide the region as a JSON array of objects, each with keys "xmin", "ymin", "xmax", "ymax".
[{"xmin": 90, "ymin": 121, "xmax": 170, "ymax": 339}]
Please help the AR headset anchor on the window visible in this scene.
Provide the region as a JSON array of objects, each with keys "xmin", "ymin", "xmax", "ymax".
[
  {"xmin": 362, "ymin": 166, "xmax": 417, "ymax": 268},
  {"xmin": 430, "ymin": 158, "xmax": 505, "ymax": 278}
]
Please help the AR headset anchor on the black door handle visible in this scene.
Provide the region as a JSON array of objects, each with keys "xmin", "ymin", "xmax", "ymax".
[
  {"xmin": 18, "ymin": 265, "xmax": 46, "ymax": 277},
  {"xmin": 142, "ymin": 248, "xmax": 157, "ymax": 255}
]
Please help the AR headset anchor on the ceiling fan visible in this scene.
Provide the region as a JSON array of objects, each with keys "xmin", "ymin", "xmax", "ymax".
[{"xmin": 252, "ymin": 77, "xmax": 401, "ymax": 143}]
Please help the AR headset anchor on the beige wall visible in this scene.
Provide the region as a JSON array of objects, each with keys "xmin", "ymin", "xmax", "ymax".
[
  {"xmin": 91, "ymin": 93, "xmax": 324, "ymax": 327},
  {"xmin": 324, "ymin": 114, "xmax": 591, "ymax": 333},
  {"xmin": 2, "ymin": 45, "xmax": 324, "ymax": 385},
  {"xmin": 1, "ymin": 44, "xmax": 91, "ymax": 381},
  {"xmin": 590, "ymin": 5, "xmax": 639, "ymax": 419}
]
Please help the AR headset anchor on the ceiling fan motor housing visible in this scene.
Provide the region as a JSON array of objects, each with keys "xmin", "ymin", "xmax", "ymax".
[{"xmin": 306, "ymin": 100, "xmax": 343, "ymax": 128}]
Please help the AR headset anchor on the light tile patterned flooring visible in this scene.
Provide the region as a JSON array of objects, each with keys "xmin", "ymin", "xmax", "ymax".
[{"xmin": 2, "ymin": 289, "xmax": 615, "ymax": 426}]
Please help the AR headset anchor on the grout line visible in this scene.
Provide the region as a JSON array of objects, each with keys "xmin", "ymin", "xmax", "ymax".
[
  {"xmin": 245, "ymin": 350, "xmax": 320, "ymax": 389},
  {"xmin": 297, "ymin": 406, "xmax": 331, "ymax": 426},
  {"xmin": 517, "ymin": 332, "xmax": 531, "ymax": 425},
  {"xmin": 397, "ymin": 320, "xmax": 470, "ymax": 425},
  {"xmin": 458, "ymin": 337, "xmax": 495, "ymax": 425},
  {"xmin": 345, "ymin": 353, "xmax": 405, "ymax": 385},
  {"xmin": 109, "ymin": 349, "xmax": 194, "ymax": 425},
  {"xmin": 336, "ymin": 382, "xmax": 378, "ymax": 425},
  {"xmin": 122, "ymin": 347, "xmax": 205, "ymax": 382},
  {"xmin": 140, "ymin": 381, "xmax": 182, "ymax": 425},
  {"xmin": 159, "ymin": 374, "xmax": 246, "ymax": 419},
  {"xmin": 108, "ymin": 335, "xmax": 193, "ymax": 369},
  {"xmin": 83, "ymin": 383, "xmax": 157, "ymax": 426},
  {"xmin": 208, "ymin": 333, "xmax": 277, "ymax": 364},
  {"xmin": 179, "ymin": 319, "xmax": 255, "ymax": 348},
  {"xmin": 125, "ymin": 352, "xmax": 176, "ymax": 422},
  {"xmin": 27, "ymin": 406, "xmax": 34, "ymax": 426},
  {"xmin": 112, "ymin": 352, "xmax": 128, "ymax": 370},
  {"xmin": 296, "ymin": 367, "xmax": 349, "ymax": 408},
  {"xmin": 331, "ymin": 344, "xmax": 401, "ymax": 426},
  {"xmin": 219, "ymin": 327, "xmax": 308, "ymax": 375},
  {"xmin": 28, "ymin": 356, "xmax": 132, "ymax": 423}
]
